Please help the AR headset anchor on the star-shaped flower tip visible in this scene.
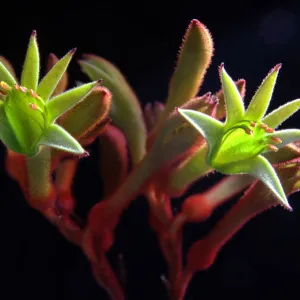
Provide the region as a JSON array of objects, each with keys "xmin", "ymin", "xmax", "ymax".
[
  {"xmin": 178, "ymin": 63, "xmax": 300, "ymax": 210},
  {"xmin": 0, "ymin": 31, "xmax": 101, "ymax": 157}
]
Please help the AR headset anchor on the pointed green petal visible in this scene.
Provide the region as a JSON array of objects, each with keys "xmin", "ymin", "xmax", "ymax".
[
  {"xmin": 221, "ymin": 155, "xmax": 290, "ymax": 210},
  {"xmin": 58, "ymin": 86, "xmax": 111, "ymax": 140},
  {"xmin": 220, "ymin": 65, "xmax": 245, "ymax": 130},
  {"xmin": 37, "ymin": 49, "xmax": 75, "ymax": 101},
  {"xmin": 269, "ymin": 129, "xmax": 300, "ymax": 148},
  {"xmin": 38, "ymin": 124, "xmax": 85, "ymax": 154},
  {"xmin": 21, "ymin": 31, "xmax": 40, "ymax": 90},
  {"xmin": 178, "ymin": 108, "xmax": 223, "ymax": 158},
  {"xmin": 46, "ymin": 53, "xmax": 69, "ymax": 96},
  {"xmin": 262, "ymin": 99, "xmax": 300, "ymax": 129},
  {"xmin": 0, "ymin": 62, "xmax": 16, "ymax": 86},
  {"xmin": 245, "ymin": 64, "xmax": 281, "ymax": 121},
  {"xmin": 0, "ymin": 56, "xmax": 17, "ymax": 81},
  {"xmin": 215, "ymin": 78, "xmax": 246, "ymax": 120},
  {"xmin": 46, "ymin": 80, "xmax": 99, "ymax": 123}
]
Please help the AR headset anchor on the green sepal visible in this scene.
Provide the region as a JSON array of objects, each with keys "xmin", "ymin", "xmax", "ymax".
[
  {"xmin": 218, "ymin": 154, "xmax": 291, "ymax": 210},
  {"xmin": 58, "ymin": 86, "xmax": 111, "ymax": 140},
  {"xmin": 177, "ymin": 108, "xmax": 223, "ymax": 161},
  {"xmin": 21, "ymin": 31, "xmax": 40, "ymax": 90},
  {"xmin": 220, "ymin": 65, "xmax": 245, "ymax": 130},
  {"xmin": 0, "ymin": 62, "xmax": 16, "ymax": 86},
  {"xmin": 38, "ymin": 123, "xmax": 85, "ymax": 154},
  {"xmin": 262, "ymin": 99, "xmax": 300, "ymax": 129},
  {"xmin": 0, "ymin": 56, "xmax": 17, "ymax": 81},
  {"xmin": 38, "ymin": 49, "xmax": 75, "ymax": 101},
  {"xmin": 245, "ymin": 64, "xmax": 281, "ymax": 121},
  {"xmin": 46, "ymin": 80, "xmax": 99, "ymax": 123}
]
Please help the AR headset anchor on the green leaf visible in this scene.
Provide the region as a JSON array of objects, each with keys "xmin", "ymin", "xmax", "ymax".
[
  {"xmin": 38, "ymin": 123, "xmax": 85, "ymax": 154},
  {"xmin": 220, "ymin": 154, "xmax": 291, "ymax": 210},
  {"xmin": 245, "ymin": 64, "xmax": 281, "ymax": 121},
  {"xmin": 58, "ymin": 86, "xmax": 111, "ymax": 139},
  {"xmin": 262, "ymin": 98, "xmax": 300, "ymax": 129},
  {"xmin": 178, "ymin": 108, "xmax": 223, "ymax": 160},
  {"xmin": 79, "ymin": 57, "xmax": 147, "ymax": 165},
  {"xmin": 0, "ymin": 62, "xmax": 16, "ymax": 86},
  {"xmin": 159, "ymin": 19, "xmax": 213, "ymax": 123},
  {"xmin": 46, "ymin": 80, "xmax": 99, "ymax": 123},
  {"xmin": 38, "ymin": 49, "xmax": 75, "ymax": 101},
  {"xmin": 269, "ymin": 129, "xmax": 300, "ymax": 148},
  {"xmin": 220, "ymin": 65, "xmax": 245, "ymax": 130},
  {"xmin": 21, "ymin": 31, "xmax": 40, "ymax": 90}
]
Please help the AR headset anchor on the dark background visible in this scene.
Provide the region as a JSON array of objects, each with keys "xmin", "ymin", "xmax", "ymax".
[{"xmin": 1, "ymin": 0, "xmax": 300, "ymax": 299}]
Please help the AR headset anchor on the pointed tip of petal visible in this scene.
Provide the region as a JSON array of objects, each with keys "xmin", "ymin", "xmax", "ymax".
[
  {"xmin": 273, "ymin": 63, "xmax": 282, "ymax": 71},
  {"xmin": 96, "ymin": 79, "xmax": 103, "ymax": 85},
  {"xmin": 218, "ymin": 63, "xmax": 225, "ymax": 77},
  {"xmin": 265, "ymin": 63, "xmax": 282, "ymax": 77},
  {"xmin": 285, "ymin": 203, "xmax": 293, "ymax": 212},
  {"xmin": 31, "ymin": 30, "xmax": 37, "ymax": 38},
  {"xmin": 279, "ymin": 198, "xmax": 293, "ymax": 211},
  {"xmin": 83, "ymin": 151, "xmax": 90, "ymax": 157},
  {"xmin": 70, "ymin": 48, "xmax": 77, "ymax": 55}
]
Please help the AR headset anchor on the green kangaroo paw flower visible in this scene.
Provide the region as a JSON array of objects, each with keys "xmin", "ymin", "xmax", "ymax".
[
  {"xmin": 38, "ymin": 123, "xmax": 85, "ymax": 154},
  {"xmin": 179, "ymin": 64, "xmax": 298, "ymax": 211},
  {"xmin": 46, "ymin": 80, "xmax": 100, "ymax": 123},
  {"xmin": 38, "ymin": 48, "xmax": 76, "ymax": 101},
  {"xmin": 245, "ymin": 64, "xmax": 281, "ymax": 121},
  {"xmin": 220, "ymin": 64, "xmax": 245, "ymax": 130},
  {"xmin": 262, "ymin": 99, "xmax": 300, "ymax": 129},
  {"xmin": 21, "ymin": 31, "xmax": 39, "ymax": 90},
  {"xmin": 0, "ymin": 62, "xmax": 16, "ymax": 86},
  {"xmin": 177, "ymin": 107, "xmax": 223, "ymax": 160}
]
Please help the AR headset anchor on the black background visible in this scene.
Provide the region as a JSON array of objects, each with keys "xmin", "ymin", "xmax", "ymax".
[{"xmin": 1, "ymin": 0, "xmax": 300, "ymax": 299}]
